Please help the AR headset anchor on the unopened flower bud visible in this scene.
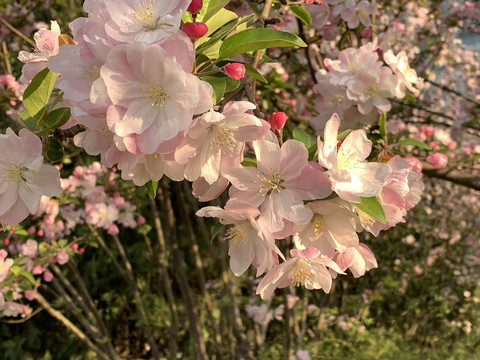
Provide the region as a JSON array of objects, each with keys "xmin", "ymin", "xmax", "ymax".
[
  {"xmin": 43, "ymin": 271, "xmax": 53, "ymax": 282},
  {"xmin": 188, "ymin": 0, "xmax": 203, "ymax": 14},
  {"xmin": 426, "ymin": 153, "xmax": 448, "ymax": 169},
  {"xmin": 361, "ymin": 27, "xmax": 372, "ymax": 38},
  {"xmin": 25, "ymin": 290, "xmax": 35, "ymax": 301},
  {"xmin": 404, "ymin": 156, "xmax": 423, "ymax": 173},
  {"xmin": 32, "ymin": 265, "xmax": 45, "ymax": 275},
  {"xmin": 71, "ymin": 243, "xmax": 78, "ymax": 252},
  {"xmin": 223, "ymin": 63, "xmax": 246, "ymax": 80},
  {"xmin": 183, "ymin": 22, "xmax": 208, "ymax": 39},
  {"xmin": 269, "ymin": 112, "xmax": 287, "ymax": 131},
  {"xmin": 0, "ymin": 249, "xmax": 7, "ymax": 259}
]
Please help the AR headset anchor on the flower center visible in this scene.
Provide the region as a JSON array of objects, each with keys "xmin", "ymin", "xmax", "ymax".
[
  {"xmin": 85, "ymin": 65, "xmax": 100, "ymax": 89},
  {"xmin": 366, "ymin": 84, "xmax": 378, "ymax": 97},
  {"xmin": 257, "ymin": 172, "xmax": 284, "ymax": 196},
  {"xmin": 225, "ymin": 221, "xmax": 250, "ymax": 246},
  {"xmin": 131, "ymin": 0, "xmax": 174, "ymax": 31},
  {"xmin": 358, "ymin": 209, "xmax": 376, "ymax": 228},
  {"xmin": 143, "ymin": 80, "xmax": 168, "ymax": 107},
  {"xmin": 336, "ymin": 146, "xmax": 359, "ymax": 170},
  {"xmin": 313, "ymin": 214, "xmax": 325, "ymax": 236},
  {"xmin": 291, "ymin": 258, "xmax": 315, "ymax": 288},
  {"xmin": 210, "ymin": 125, "xmax": 236, "ymax": 150},
  {"xmin": 1, "ymin": 162, "xmax": 27, "ymax": 183}
]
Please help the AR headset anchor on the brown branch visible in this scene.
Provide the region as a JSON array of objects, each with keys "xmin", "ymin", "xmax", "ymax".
[
  {"xmin": 34, "ymin": 291, "xmax": 110, "ymax": 360},
  {"xmin": 422, "ymin": 163, "xmax": 480, "ymax": 191},
  {"xmin": 425, "ymin": 79, "xmax": 480, "ymax": 107},
  {"xmin": 0, "ymin": 18, "xmax": 36, "ymax": 47}
]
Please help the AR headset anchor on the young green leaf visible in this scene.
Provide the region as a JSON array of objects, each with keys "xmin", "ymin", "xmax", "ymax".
[
  {"xmin": 353, "ymin": 196, "xmax": 387, "ymax": 224},
  {"xmin": 398, "ymin": 139, "xmax": 432, "ymax": 150},
  {"xmin": 19, "ymin": 270, "xmax": 36, "ymax": 284},
  {"xmin": 145, "ymin": 180, "xmax": 159, "ymax": 198},
  {"xmin": 293, "ymin": 128, "xmax": 316, "ymax": 149},
  {"xmin": 45, "ymin": 138, "xmax": 65, "ymax": 163},
  {"xmin": 241, "ymin": 158, "xmax": 257, "ymax": 167},
  {"xmin": 290, "ymin": 5, "xmax": 312, "ymax": 27},
  {"xmin": 379, "ymin": 111, "xmax": 386, "ymax": 138},
  {"xmin": 23, "ymin": 68, "xmax": 57, "ymax": 120},
  {"xmin": 218, "ymin": 28, "xmax": 307, "ymax": 60}
]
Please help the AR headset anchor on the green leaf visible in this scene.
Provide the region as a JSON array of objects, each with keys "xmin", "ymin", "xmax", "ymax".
[
  {"xmin": 379, "ymin": 112, "xmax": 386, "ymax": 138},
  {"xmin": 204, "ymin": 8, "xmax": 238, "ymax": 36},
  {"xmin": 405, "ymin": 93, "xmax": 416, "ymax": 102},
  {"xmin": 201, "ymin": 74, "xmax": 228, "ymax": 104},
  {"xmin": 211, "ymin": 221, "xmax": 224, "ymax": 241},
  {"xmin": 36, "ymin": 107, "xmax": 71, "ymax": 136},
  {"xmin": 293, "ymin": 128, "xmax": 316, "ymax": 149},
  {"xmin": 197, "ymin": 0, "xmax": 230, "ymax": 23},
  {"xmin": 241, "ymin": 158, "xmax": 257, "ymax": 167},
  {"xmin": 353, "ymin": 196, "xmax": 386, "ymax": 224},
  {"xmin": 398, "ymin": 138, "xmax": 432, "ymax": 150},
  {"xmin": 45, "ymin": 138, "xmax": 64, "ymax": 163},
  {"xmin": 19, "ymin": 270, "xmax": 35, "ymax": 284},
  {"xmin": 38, "ymin": 243, "xmax": 49, "ymax": 253},
  {"xmin": 10, "ymin": 265, "xmax": 20, "ymax": 276},
  {"xmin": 20, "ymin": 110, "xmax": 38, "ymax": 131},
  {"xmin": 218, "ymin": 28, "xmax": 307, "ymax": 60},
  {"xmin": 23, "ymin": 68, "xmax": 57, "ymax": 120},
  {"xmin": 244, "ymin": 63, "xmax": 268, "ymax": 83},
  {"xmin": 337, "ymin": 129, "xmax": 352, "ymax": 141},
  {"xmin": 145, "ymin": 181, "xmax": 158, "ymax": 198},
  {"xmin": 290, "ymin": 5, "xmax": 312, "ymax": 27}
]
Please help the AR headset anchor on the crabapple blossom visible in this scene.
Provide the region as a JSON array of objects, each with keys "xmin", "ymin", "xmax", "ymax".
[
  {"xmin": 294, "ymin": 198, "xmax": 359, "ymax": 257},
  {"xmin": 0, "ymin": 128, "xmax": 62, "ymax": 225},
  {"xmin": 426, "ymin": 153, "xmax": 449, "ymax": 169},
  {"xmin": 101, "ymin": 40, "xmax": 213, "ymax": 154},
  {"xmin": 196, "ymin": 200, "xmax": 283, "ymax": 276},
  {"xmin": 256, "ymin": 247, "xmax": 344, "ymax": 299},
  {"xmin": 175, "ymin": 102, "xmax": 269, "ymax": 185},
  {"xmin": 335, "ymin": 243, "xmax": 378, "ymax": 278},
  {"xmin": 18, "ymin": 21, "xmax": 61, "ymax": 82},
  {"xmin": 0, "ymin": 257, "xmax": 13, "ymax": 282},
  {"xmin": 384, "ymin": 50, "xmax": 421, "ymax": 97},
  {"xmin": 317, "ymin": 114, "xmax": 391, "ymax": 203},
  {"xmin": 225, "ymin": 136, "xmax": 331, "ymax": 233},
  {"xmin": 103, "ymin": 0, "xmax": 190, "ymax": 43}
]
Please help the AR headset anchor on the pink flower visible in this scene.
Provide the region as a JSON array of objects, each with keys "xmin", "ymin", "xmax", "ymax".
[
  {"xmin": 102, "ymin": 41, "xmax": 213, "ymax": 154},
  {"xmin": 183, "ymin": 22, "xmax": 208, "ymax": 39},
  {"xmin": 404, "ymin": 156, "xmax": 423, "ymax": 174},
  {"xmin": 43, "ymin": 271, "xmax": 53, "ymax": 282},
  {"xmin": 175, "ymin": 102, "xmax": 270, "ymax": 185},
  {"xmin": 25, "ymin": 290, "xmax": 35, "ymax": 301},
  {"xmin": 0, "ymin": 257, "xmax": 14, "ymax": 282},
  {"xmin": 256, "ymin": 247, "xmax": 344, "ymax": 299},
  {"xmin": 56, "ymin": 249, "xmax": 69, "ymax": 265},
  {"xmin": 225, "ymin": 136, "xmax": 331, "ymax": 233},
  {"xmin": 20, "ymin": 239, "xmax": 38, "ymax": 257},
  {"xmin": 426, "ymin": 153, "xmax": 448, "ymax": 169},
  {"xmin": 196, "ymin": 200, "xmax": 283, "ymax": 276},
  {"xmin": 0, "ymin": 128, "xmax": 62, "ymax": 225},
  {"xmin": 32, "ymin": 265, "xmax": 45, "ymax": 275},
  {"xmin": 103, "ymin": 0, "xmax": 190, "ymax": 43},
  {"xmin": 317, "ymin": 114, "xmax": 391, "ymax": 203},
  {"xmin": 294, "ymin": 199, "xmax": 359, "ymax": 257},
  {"xmin": 18, "ymin": 21, "xmax": 61, "ymax": 82},
  {"xmin": 223, "ymin": 63, "xmax": 246, "ymax": 80},
  {"xmin": 335, "ymin": 243, "xmax": 377, "ymax": 278}
]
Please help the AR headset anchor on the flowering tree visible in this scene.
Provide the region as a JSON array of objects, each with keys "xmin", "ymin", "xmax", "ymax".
[{"xmin": 0, "ymin": 0, "xmax": 478, "ymax": 358}]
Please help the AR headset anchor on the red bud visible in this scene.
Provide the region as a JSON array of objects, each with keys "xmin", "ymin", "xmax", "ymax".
[
  {"xmin": 223, "ymin": 63, "xmax": 246, "ymax": 80},
  {"xmin": 187, "ymin": 0, "xmax": 203, "ymax": 14},
  {"xmin": 183, "ymin": 22, "xmax": 208, "ymax": 39},
  {"xmin": 269, "ymin": 112, "xmax": 287, "ymax": 131}
]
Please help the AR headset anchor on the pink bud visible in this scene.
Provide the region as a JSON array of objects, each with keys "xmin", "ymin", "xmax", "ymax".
[
  {"xmin": 404, "ymin": 156, "xmax": 423, "ymax": 174},
  {"xmin": 426, "ymin": 153, "xmax": 448, "ymax": 169},
  {"xmin": 71, "ymin": 244, "xmax": 78, "ymax": 252},
  {"xmin": 36, "ymin": 229, "xmax": 44, "ymax": 236},
  {"xmin": 137, "ymin": 216, "xmax": 146, "ymax": 225},
  {"xmin": 360, "ymin": 27, "xmax": 372, "ymax": 38},
  {"xmin": 107, "ymin": 224, "xmax": 119, "ymax": 235},
  {"xmin": 187, "ymin": 0, "xmax": 203, "ymax": 14},
  {"xmin": 0, "ymin": 249, "xmax": 7, "ymax": 259},
  {"xmin": 32, "ymin": 265, "xmax": 45, "ymax": 275},
  {"xmin": 25, "ymin": 290, "xmax": 35, "ymax": 301},
  {"xmin": 183, "ymin": 22, "xmax": 208, "ymax": 39},
  {"xmin": 269, "ymin": 112, "xmax": 287, "ymax": 131},
  {"xmin": 27, "ymin": 226, "xmax": 36, "ymax": 235},
  {"xmin": 223, "ymin": 63, "xmax": 246, "ymax": 80},
  {"xmin": 79, "ymin": 248, "xmax": 85, "ymax": 254},
  {"xmin": 3, "ymin": 239, "xmax": 9, "ymax": 246},
  {"xmin": 43, "ymin": 271, "xmax": 53, "ymax": 282},
  {"xmin": 22, "ymin": 305, "xmax": 29, "ymax": 315}
]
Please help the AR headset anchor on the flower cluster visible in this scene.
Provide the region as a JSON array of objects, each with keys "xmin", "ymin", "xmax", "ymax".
[
  {"xmin": 312, "ymin": 41, "xmax": 421, "ymax": 133},
  {"xmin": 198, "ymin": 114, "xmax": 424, "ymax": 299}
]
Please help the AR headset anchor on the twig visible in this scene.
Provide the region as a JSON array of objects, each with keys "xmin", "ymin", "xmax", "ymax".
[{"xmin": 34, "ymin": 291, "xmax": 110, "ymax": 360}]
